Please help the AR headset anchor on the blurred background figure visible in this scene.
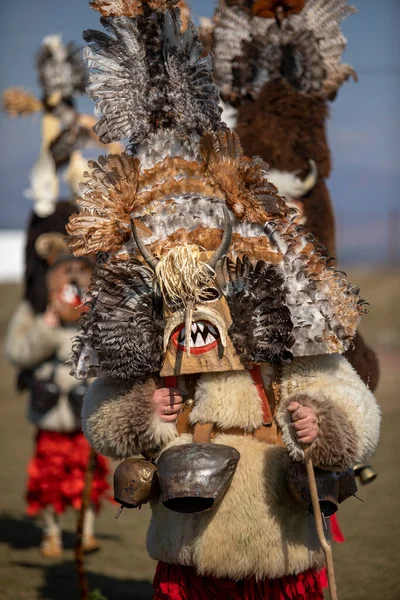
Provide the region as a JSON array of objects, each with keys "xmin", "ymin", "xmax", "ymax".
[
  {"xmin": 199, "ymin": 0, "xmax": 379, "ymax": 392},
  {"xmin": 2, "ymin": 34, "xmax": 114, "ymax": 559},
  {"xmin": 5, "ymin": 233, "xmax": 108, "ymax": 558}
]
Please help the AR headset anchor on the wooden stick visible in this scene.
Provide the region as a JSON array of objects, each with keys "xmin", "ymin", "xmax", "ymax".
[
  {"xmin": 304, "ymin": 447, "xmax": 338, "ymax": 600},
  {"xmin": 75, "ymin": 448, "xmax": 97, "ymax": 600}
]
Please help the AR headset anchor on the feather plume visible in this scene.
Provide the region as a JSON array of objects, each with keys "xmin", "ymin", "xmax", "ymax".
[
  {"xmin": 3, "ymin": 87, "xmax": 42, "ymax": 117},
  {"xmin": 226, "ymin": 256, "xmax": 294, "ymax": 364},
  {"xmin": 37, "ymin": 35, "xmax": 87, "ymax": 101},
  {"xmin": 163, "ymin": 11, "xmax": 221, "ymax": 135},
  {"xmin": 84, "ymin": 17, "xmax": 152, "ymax": 144},
  {"xmin": 84, "ymin": 6, "xmax": 221, "ymax": 146},
  {"xmin": 212, "ymin": 0, "xmax": 357, "ymax": 102},
  {"xmin": 200, "ymin": 130, "xmax": 288, "ymax": 223},
  {"xmin": 66, "ymin": 153, "xmax": 140, "ymax": 255},
  {"xmin": 72, "ymin": 259, "xmax": 164, "ymax": 379},
  {"xmin": 90, "ymin": 0, "xmax": 145, "ymax": 16},
  {"xmin": 265, "ymin": 215, "xmax": 365, "ymax": 355}
]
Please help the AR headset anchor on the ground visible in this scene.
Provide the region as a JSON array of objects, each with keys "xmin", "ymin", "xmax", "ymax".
[{"xmin": 1, "ymin": 270, "xmax": 399, "ymax": 600}]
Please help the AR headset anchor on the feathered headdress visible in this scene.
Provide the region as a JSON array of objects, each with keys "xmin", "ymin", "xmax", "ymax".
[
  {"xmin": 3, "ymin": 34, "xmax": 121, "ymax": 217},
  {"xmin": 207, "ymin": 0, "xmax": 357, "ymax": 105},
  {"xmin": 68, "ymin": 0, "xmax": 365, "ymax": 380}
]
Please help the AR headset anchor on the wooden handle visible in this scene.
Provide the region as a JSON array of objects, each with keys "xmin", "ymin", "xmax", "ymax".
[
  {"xmin": 75, "ymin": 448, "xmax": 97, "ymax": 600},
  {"xmin": 304, "ymin": 447, "xmax": 338, "ymax": 600}
]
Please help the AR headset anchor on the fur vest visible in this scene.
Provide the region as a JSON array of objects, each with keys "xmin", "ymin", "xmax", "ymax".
[
  {"xmin": 6, "ymin": 301, "xmax": 88, "ymax": 432},
  {"xmin": 82, "ymin": 354, "xmax": 380, "ymax": 580}
]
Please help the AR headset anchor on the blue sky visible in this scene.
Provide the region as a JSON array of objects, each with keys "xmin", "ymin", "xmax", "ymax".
[{"xmin": 0, "ymin": 0, "xmax": 399, "ymax": 261}]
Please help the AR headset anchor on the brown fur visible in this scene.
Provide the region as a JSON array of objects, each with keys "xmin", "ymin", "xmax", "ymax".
[
  {"xmin": 345, "ymin": 332, "xmax": 380, "ymax": 392},
  {"xmin": 291, "ymin": 393, "xmax": 358, "ymax": 470},
  {"xmin": 84, "ymin": 375, "xmax": 167, "ymax": 460},
  {"xmin": 278, "ymin": 354, "xmax": 381, "ymax": 465},
  {"xmin": 236, "ymin": 80, "xmax": 331, "ymax": 177},
  {"xmin": 236, "ymin": 80, "xmax": 335, "ymax": 254}
]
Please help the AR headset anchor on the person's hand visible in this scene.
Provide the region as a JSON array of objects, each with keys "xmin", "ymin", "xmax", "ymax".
[
  {"xmin": 287, "ymin": 402, "xmax": 318, "ymax": 445},
  {"xmin": 42, "ymin": 307, "xmax": 59, "ymax": 328},
  {"xmin": 153, "ymin": 386, "xmax": 183, "ymax": 423}
]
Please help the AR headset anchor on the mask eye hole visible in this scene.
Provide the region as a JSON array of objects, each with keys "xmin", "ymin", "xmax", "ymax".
[{"xmin": 199, "ymin": 287, "xmax": 221, "ymax": 303}]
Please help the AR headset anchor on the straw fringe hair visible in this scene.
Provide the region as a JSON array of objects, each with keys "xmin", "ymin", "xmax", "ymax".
[{"xmin": 155, "ymin": 244, "xmax": 215, "ymax": 306}]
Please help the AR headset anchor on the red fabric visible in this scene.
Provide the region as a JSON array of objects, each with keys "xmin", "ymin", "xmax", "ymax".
[
  {"xmin": 153, "ymin": 562, "xmax": 324, "ymax": 600},
  {"xmin": 318, "ymin": 514, "xmax": 345, "ymax": 590},
  {"xmin": 26, "ymin": 430, "xmax": 110, "ymax": 515},
  {"xmin": 329, "ymin": 514, "xmax": 345, "ymax": 543},
  {"xmin": 249, "ymin": 366, "xmax": 273, "ymax": 424}
]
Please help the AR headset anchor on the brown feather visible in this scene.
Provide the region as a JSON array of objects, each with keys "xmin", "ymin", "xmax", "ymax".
[
  {"xmin": 89, "ymin": 0, "xmax": 179, "ymax": 16},
  {"xmin": 200, "ymin": 131, "xmax": 288, "ymax": 225},
  {"xmin": 3, "ymin": 87, "xmax": 42, "ymax": 117},
  {"xmin": 138, "ymin": 157, "xmax": 204, "ymax": 190},
  {"xmin": 136, "ymin": 178, "xmax": 224, "ymax": 210},
  {"xmin": 147, "ymin": 227, "xmax": 281, "ymax": 263},
  {"xmin": 67, "ymin": 153, "xmax": 140, "ymax": 256}
]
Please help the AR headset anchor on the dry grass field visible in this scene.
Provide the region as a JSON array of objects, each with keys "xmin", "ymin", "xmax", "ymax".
[{"xmin": 0, "ymin": 269, "xmax": 399, "ymax": 600}]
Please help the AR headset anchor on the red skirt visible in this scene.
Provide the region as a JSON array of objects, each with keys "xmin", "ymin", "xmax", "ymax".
[
  {"xmin": 153, "ymin": 562, "xmax": 324, "ymax": 600},
  {"xmin": 26, "ymin": 430, "xmax": 110, "ymax": 515}
]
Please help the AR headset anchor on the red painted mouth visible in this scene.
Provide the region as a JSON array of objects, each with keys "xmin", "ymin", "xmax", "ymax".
[
  {"xmin": 59, "ymin": 283, "xmax": 84, "ymax": 308},
  {"xmin": 171, "ymin": 320, "xmax": 220, "ymax": 355}
]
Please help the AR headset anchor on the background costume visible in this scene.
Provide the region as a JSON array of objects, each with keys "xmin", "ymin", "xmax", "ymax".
[
  {"xmin": 200, "ymin": 0, "xmax": 379, "ymax": 392},
  {"xmin": 67, "ymin": 1, "xmax": 380, "ymax": 597},
  {"xmin": 4, "ymin": 35, "xmax": 111, "ymax": 558}
]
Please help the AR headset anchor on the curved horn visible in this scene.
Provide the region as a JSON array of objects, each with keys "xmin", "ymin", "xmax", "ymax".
[
  {"xmin": 300, "ymin": 159, "xmax": 318, "ymax": 194},
  {"xmin": 208, "ymin": 205, "xmax": 233, "ymax": 270},
  {"xmin": 130, "ymin": 218, "xmax": 159, "ymax": 271}
]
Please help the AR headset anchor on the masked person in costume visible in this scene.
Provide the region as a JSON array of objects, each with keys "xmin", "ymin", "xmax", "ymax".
[
  {"xmin": 67, "ymin": 1, "xmax": 380, "ymax": 597},
  {"xmin": 200, "ymin": 0, "xmax": 379, "ymax": 393},
  {"xmin": 4, "ymin": 35, "xmax": 113, "ymax": 558},
  {"xmin": 3, "ymin": 34, "xmax": 121, "ymax": 314}
]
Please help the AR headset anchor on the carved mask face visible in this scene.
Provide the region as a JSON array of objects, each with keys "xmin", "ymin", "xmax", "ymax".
[
  {"xmin": 160, "ymin": 278, "xmax": 245, "ymax": 377},
  {"xmin": 47, "ymin": 258, "xmax": 93, "ymax": 324},
  {"xmin": 131, "ymin": 207, "xmax": 246, "ymax": 376}
]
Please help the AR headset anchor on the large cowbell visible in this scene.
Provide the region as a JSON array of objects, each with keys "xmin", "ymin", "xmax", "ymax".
[{"xmin": 131, "ymin": 207, "xmax": 247, "ymax": 377}]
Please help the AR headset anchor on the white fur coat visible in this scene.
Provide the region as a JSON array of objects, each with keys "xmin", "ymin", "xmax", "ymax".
[{"xmin": 83, "ymin": 354, "xmax": 380, "ymax": 579}]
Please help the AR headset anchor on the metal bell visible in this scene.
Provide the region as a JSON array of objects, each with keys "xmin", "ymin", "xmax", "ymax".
[
  {"xmin": 286, "ymin": 462, "xmax": 339, "ymax": 517},
  {"xmin": 114, "ymin": 458, "xmax": 158, "ymax": 509},
  {"xmin": 353, "ymin": 463, "xmax": 378, "ymax": 485}
]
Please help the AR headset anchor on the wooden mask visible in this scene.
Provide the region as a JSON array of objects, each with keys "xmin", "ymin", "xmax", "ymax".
[{"xmin": 130, "ymin": 210, "xmax": 246, "ymax": 377}]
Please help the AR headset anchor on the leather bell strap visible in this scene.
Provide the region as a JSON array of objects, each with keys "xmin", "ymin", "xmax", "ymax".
[{"xmin": 165, "ymin": 370, "xmax": 284, "ymax": 446}]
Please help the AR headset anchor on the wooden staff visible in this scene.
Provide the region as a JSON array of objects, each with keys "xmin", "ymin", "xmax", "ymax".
[
  {"xmin": 75, "ymin": 448, "xmax": 97, "ymax": 600},
  {"xmin": 304, "ymin": 447, "xmax": 338, "ymax": 600}
]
